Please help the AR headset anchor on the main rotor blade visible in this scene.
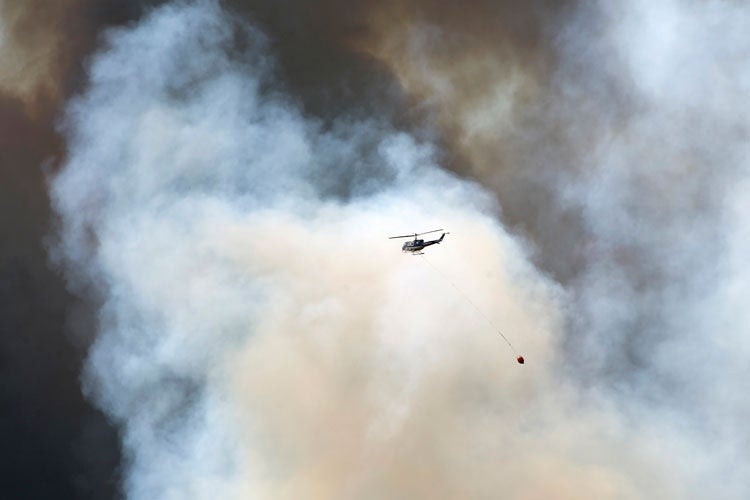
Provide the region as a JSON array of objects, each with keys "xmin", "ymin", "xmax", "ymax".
[{"xmin": 389, "ymin": 229, "xmax": 444, "ymax": 239}]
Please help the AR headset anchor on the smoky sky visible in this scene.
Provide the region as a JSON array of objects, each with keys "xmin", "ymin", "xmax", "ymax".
[{"xmin": 3, "ymin": 0, "xmax": 750, "ymax": 498}]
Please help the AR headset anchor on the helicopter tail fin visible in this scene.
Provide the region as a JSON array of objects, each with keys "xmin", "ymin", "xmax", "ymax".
[{"xmin": 438, "ymin": 233, "xmax": 446, "ymax": 242}]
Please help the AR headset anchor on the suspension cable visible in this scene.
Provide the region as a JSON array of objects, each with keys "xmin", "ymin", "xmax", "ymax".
[{"xmin": 419, "ymin": 254, "xmax": 524, "ymax": 363}]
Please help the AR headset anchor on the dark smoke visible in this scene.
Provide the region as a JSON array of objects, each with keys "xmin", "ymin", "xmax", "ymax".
[
  {"xmin": 222, "ymin": 1, "xmax": 404, "ymax": 119},
  {"xmin": 0, "ymin": 2, "xmax": 160, "ymax": 498},
  {"xmin": 0, "ymin": 82, "xmax": 120, "ymax": 500}
]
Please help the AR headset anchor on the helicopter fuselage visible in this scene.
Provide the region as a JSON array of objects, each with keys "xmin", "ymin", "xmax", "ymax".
[{"xmin": 402, "ymin": 234, "xmax": 445, "ymax": 253}]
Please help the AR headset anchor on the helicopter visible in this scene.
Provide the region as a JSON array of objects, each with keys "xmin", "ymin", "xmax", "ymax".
[{"xmin": 389, "ymin": 229, "xmax": 448, "ymax": 254}]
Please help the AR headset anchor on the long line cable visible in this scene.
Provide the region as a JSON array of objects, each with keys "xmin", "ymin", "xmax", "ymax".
[{"xmin": 419, "ymin": 254, "xmax": 522, "ymax": 361}]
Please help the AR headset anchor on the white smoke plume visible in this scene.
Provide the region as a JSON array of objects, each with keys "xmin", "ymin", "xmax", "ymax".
[{"xmin": 51, "ymin": 0, "xmax": 749, "ymax": 498}]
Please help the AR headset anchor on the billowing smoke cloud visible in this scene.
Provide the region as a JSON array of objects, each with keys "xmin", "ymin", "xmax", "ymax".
[
  {"xmin": 49, "ymin": 1, "xmax": 705, "ymax": 498},
  {"xmin": 358, "ymin": 0, "xmax": 750, "ymax": 496}
]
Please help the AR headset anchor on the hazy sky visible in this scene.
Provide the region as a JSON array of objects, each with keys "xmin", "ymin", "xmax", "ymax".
[{"xmin": 2, "ymin": 1, "xmax": 748, "ymax": 498}]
